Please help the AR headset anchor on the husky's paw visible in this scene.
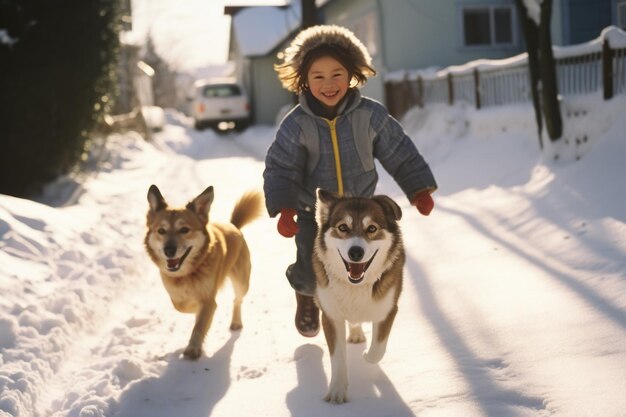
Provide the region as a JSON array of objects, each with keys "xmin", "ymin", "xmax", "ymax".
[
  {"xmin": 324, "ymin": 385, "xmax": 348, "ymax": 404},
  {"xmin": 183, "ymin": 345, "xmax": 202, "ymax": 360}
]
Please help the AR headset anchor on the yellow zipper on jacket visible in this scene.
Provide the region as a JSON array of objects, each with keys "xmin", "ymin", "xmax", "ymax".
[{"xmin": 324, "ymin": 118, "xmax": 344, "ymax": 196}]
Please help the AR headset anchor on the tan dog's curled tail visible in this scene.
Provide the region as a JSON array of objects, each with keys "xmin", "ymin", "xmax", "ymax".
[{"xmin": 230, "ymin": 190, "xmax": 264, "ymax": 230}]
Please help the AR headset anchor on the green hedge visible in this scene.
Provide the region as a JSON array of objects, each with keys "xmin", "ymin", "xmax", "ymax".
[{"xmin": 0, "ymin": 0, "xmax": 121, "ymax": 197}]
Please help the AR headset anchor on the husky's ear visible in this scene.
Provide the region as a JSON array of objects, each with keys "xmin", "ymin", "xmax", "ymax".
[
  {"xmin": 316, "ymin": 188, "xmax": 339, "ymax": 224},
  {"xmin": 147, "ymin": 185, "xmax": 168, "ymax": 213},
  {"xmin": 188, "ymin": 186, "xmax": 214, "ymax": 223},
  {"xmin": 373, "ymin": 195, "xmax": 402, "ymax": 222}
]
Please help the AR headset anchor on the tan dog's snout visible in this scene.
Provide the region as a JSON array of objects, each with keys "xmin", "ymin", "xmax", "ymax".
[{"xmin": 163, "ymin": 242, "xmax": 177, "ymax": 258}]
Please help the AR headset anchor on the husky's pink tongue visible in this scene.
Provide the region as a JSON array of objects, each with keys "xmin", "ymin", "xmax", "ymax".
[
  {"xmin": 348, "ymin": 262, "xmax": 366, "ymax": 279},
  {"xmin": 167, "ymin": 258, "xmax": 180, "ymax": 269}
]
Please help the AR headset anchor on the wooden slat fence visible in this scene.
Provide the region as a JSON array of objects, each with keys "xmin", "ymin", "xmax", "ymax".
[
  {"xmin": 557, "ymin": 52, "xmax": 602, "ymax": 96},
  {"xmin": 385, "ymin": 39, "xmax": 626, "ymax": 120},
  {"xmin": 613, "ymin": 47, "xmax": 626, "ymax": 95}
]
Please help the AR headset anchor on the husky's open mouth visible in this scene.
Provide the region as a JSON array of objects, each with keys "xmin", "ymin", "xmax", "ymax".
[
  {"xmin": 339, "ymin": 249, "xmax": 378, "ymax": 284},
  {"xmin": 166, "ymin": 247, "xmax": 192, "ymax": 272}
]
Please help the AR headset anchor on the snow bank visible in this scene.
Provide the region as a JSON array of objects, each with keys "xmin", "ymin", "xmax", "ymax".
[{"xmin": 1, "ymin": 94, "xmax": 625, "ymax": 417}]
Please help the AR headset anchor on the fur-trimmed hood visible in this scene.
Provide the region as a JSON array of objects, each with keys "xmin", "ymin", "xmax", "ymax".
[{"xmin": 275, "ymin": 25, "xmax": 376, "ymax": 93}]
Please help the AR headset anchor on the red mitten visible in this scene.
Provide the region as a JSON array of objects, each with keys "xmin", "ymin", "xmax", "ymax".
[
  {"xmin": 277, "ymin": 208, "xmax": 299, "ymax": 237},
  {"xmin": 412, "ymin": 191, "xmax": 434, "ymax": 216}
]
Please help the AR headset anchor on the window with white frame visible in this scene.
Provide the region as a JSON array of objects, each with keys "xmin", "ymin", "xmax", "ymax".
[
  {"xmin": 618, "ymin": 0, "xmax": 626, "ymax": 29},
  {"xmin": 461, "ymin": 5, "xmax": 515, "ymax": 47}
]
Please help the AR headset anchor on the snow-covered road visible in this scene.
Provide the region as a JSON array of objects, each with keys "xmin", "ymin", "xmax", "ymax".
[{"xmin": 1, "ymin": 99, "xmax": 625, "ymax": 417}]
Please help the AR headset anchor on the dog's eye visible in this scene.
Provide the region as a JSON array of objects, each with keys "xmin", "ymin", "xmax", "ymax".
[
  {"xmin": 179, "ymin": 227, "xmax": 190, "ymax": 234},
  {"xmin": 157, "ymin": 228, "xmax": 166, "ymax": 235},
  {"xmin": 337, "ymin": 224, "xmax": 349, "ymax": 233},
  {"xmin": 366, "ymin": 225, "xmax": 378, "ymax": 233}
]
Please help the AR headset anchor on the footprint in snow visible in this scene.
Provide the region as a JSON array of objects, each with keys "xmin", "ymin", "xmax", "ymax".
[{"xmin": 237, "ymin": 365, "xmax": 266, "ymax": 380}]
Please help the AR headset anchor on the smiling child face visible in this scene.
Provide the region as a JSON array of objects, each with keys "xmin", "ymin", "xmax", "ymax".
[{"xmin": 306, "ymin": 55, "xmax": 350, "ymax": 114}]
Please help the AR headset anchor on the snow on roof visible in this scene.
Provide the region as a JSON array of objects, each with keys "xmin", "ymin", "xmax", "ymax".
[
  {"xmin": 224, "ymin": 0, "xmax": 289, "ymax": 6},
  {"xmin": 231, "ymin": 0, "xmax": 331, "ymax": 57},
  {"xmin": 232, "ymin": 2, "xmax": 301, "ymax": 57}
]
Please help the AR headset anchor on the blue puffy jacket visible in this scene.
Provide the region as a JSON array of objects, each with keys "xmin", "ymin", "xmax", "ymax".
[{"xmin": 263, "ymin": 89, "xmax": 437, "ymax": 217}]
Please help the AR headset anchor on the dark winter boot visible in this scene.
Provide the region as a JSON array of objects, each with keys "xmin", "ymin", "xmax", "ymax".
[{"xmin": 295, "ymin": 291, "xmax": 320, "ymax": 337}]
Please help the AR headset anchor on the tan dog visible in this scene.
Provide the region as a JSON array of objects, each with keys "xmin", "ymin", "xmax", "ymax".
[
  {"xmin": 145, "ymin": 185, "xmax": 263, "ymax": 359},
  {"xmin": 312, "ymin": 189, "xmax": 404, "ymax": 403}
]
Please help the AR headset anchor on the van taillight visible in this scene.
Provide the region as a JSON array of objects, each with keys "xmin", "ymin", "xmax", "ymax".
[
  {"xmin": 198, "ymin": 103, "xmax": 205, "ymax": 113},
  {"xmin": 245, "ymin": 102, "xmax": 250, "ymax": 111}
]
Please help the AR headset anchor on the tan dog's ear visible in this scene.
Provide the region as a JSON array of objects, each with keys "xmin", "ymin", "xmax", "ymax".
[
  {"xmin": 187, "ymin": 186, "xmax": 214, "ymax": 223},
  {"xmin": 147, "ymin": 185, "xmax": 168, "ymax": 213},
  {"xmin": 373, "ymin": 195, "xmax": 402, "ymax": 221}
]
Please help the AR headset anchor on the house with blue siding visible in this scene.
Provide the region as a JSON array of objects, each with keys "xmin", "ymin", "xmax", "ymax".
[
  {"xmin": 553, "ymin": 0, "xmax": 625, "ymax": 45},
  {"xmin": 225, "ymin": 0, "xmax": 624, "ymax": 125},
  {"xmin": 322, "ymin": 0, "xmax": 525, "ymax": 108}
]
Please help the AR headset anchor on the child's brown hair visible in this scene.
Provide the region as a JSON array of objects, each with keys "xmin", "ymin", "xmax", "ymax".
[{"xmin": 275, "ymin": 25, "xmax": 376, "ymax": 94}]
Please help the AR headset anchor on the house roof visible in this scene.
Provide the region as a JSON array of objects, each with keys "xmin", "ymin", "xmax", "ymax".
[
  {"xmin": 228, "ymin": 0, "xmax": 331, "ymax": 58},
  {"xmin": 232, "ymin": 3, "xmax": 300, "ymax": 57},
  {"xmin": 224, "ymin": 0, "xmax": 290, "ymax": 17}
]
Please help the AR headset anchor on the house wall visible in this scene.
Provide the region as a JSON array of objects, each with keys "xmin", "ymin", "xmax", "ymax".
[
  {"xmin": 616, "ymin": 0, "xmax": 626, "ymax": 28},
  {"xmin": 565, "ymin": 0, "xmax": 612, "ymax": 44},
  {"xmin": 229, "ymin": 32, "xmax": 248, "ymax": 91},
  {"xmin": 249, "ymin": 54, "xmax": 294, "ymax": 125},
  {"xmin": 323, "ymin": 0, "xmax": 524, "ymax": 102},
  {"xmin": 381, "ymin": 0, "xmax": 523, "ymax": 69},
  {"xmin": 321, "ymin": 0, "xmax": 384, "ymax": 101},
  {"xmin": 229, "ymin": 19, "xmax": 294, "ymax": 126},
  {"xmin": 229, "ymin": 0, "xmax": 618, "ymax": 126},
  {"xmin": 547, "ymin": 0, "xmax": 614, "ymax": 46}
]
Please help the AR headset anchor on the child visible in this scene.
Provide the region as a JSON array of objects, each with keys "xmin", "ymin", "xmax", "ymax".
[{"xmin": 263, "ymin": 25, "xmax": 437, "ymax": 337}]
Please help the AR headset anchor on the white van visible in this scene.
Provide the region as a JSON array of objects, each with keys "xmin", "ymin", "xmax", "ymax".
[{"xmin": 190, "ymin": 78, "xmax": 251, "ymax": 132}]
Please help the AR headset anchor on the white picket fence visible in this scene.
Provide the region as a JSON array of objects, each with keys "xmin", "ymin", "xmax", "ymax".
[{"xmin": 384, "ymin": 26, "xmax": 626, "ymax": 119}]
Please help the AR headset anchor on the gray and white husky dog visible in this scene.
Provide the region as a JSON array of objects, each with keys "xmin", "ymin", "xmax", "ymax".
[{"xmin": 312, "ymin": 189, "xmax": 404, "ymax": 404}]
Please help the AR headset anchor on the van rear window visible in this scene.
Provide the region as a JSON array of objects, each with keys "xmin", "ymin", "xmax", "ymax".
[{"xmin": 202, "ymin": 84, "xmax": 241, "ymax": 98}]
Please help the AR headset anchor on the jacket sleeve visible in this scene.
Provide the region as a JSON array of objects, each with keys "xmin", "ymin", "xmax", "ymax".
[
  {"xmin": 372, "ymin": 108, "xmax": 437, "ymax": 202},
  {"xmin": 263, "ymin": 118, "xmax": 307, "ymax": 217}
]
